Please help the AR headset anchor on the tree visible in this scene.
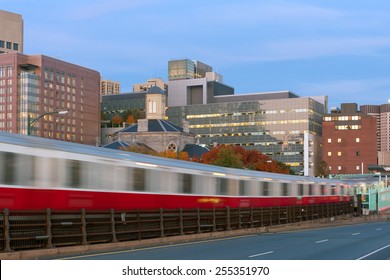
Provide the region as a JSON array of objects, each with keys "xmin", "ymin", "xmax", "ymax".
[
  {"xmin": 199, "ymin": 144, "xmax": 291, "ymax": 174},
  {"xmin": 111, "ymin": 115, "xmax": 123, "ymax": 127},
  {"xmin": 316, "ymin": 160, "xmax": 330, "ymax": 177},
  {"xmin": 158, "ymin": 150, "xmax": 190, "ymax": 161},
  {"xmin": 201, "ymin": 145, "xmax": 243, "ymax": 168},
  {"xmin": 126, "ymin": 115, "xmax": 136, "ymax": 124}
]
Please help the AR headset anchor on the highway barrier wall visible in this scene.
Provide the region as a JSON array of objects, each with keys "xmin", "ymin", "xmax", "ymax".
[{"xmin": 0, "ymin": 202, "xmax": 354, "ymax": 254}]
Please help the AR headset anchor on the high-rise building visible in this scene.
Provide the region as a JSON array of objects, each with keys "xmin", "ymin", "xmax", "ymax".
[
  {"xmin": 100, "ymin": 79, "xmax": 120, "ymax": 95},
  {"xmin": 0, "ymin": 10, "xmax": 23, "ymax": 54},
  {"xmin": 133, "ymin": 78, "xmax": 167, "ymax": 92},
  {"xmin": 361, "ymin": 104, "xmax": 390, "ymax": 165},
  {"xmin": 0, "ymin": 53, "xmax": 101, "ymax": 145},
  {"xmin": 322, "ymin": 103, "xmax": 377, "ymax": 174}
]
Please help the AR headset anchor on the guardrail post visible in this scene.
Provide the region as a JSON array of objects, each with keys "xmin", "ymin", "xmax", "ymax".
[
  {"xmin": 212, "ymin": 208, "xmax": 216, "ymax": 232},
  {"xmin": 160, "ymin": 208, "xmax": 164, "ymax": 237},
  {"xmin": 197, "ymin": 208, "xmax": 201, "ymax": 233},
  {"xmin": 179, "ymin": 208, "xmax": 184, "ymax": 235},
  {"xmin": 3, "ymin": 208, "xmax": 11, "ymax": 252},
  {"xmin": 81, "ymin": 209, "xmax": 88, "ymax": 246},
  {"xmin": 226, "ymin": 206, "xmax": 231, "ymax": 231},
  {"xmin": 250, "ymin": 207, "xmax": 254, "ymax": 228},
  {"xmin": 110, "ymin": 208, "xmax": 117, "ymax": 242},
  {"xmin": 238, "ymin": 207, "xmax": 242, "ymax": 229},
  {"xmin": 46, "ymin": 208, "xmax": 53, "ymax": 248}
]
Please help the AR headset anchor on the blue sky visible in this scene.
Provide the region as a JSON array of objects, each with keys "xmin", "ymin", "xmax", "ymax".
[{"xmin": 2, "ymin": 0, "xmax": 390, "ymax": 109}]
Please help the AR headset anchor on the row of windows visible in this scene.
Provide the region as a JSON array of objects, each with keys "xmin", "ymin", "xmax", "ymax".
[
  {"xmin": 0, "ymin": 151, "xmax": 341, "ymax": 197},
  {"xmin": 329, "ymin": 165, "xmax": 362, "ymax": 171},
  {"xmin": 0, "ymin": 65, "xmax": 13, "ymax": 77},
  {"xmin": 0, "ymin": 40, "xmax": 19, "ymax": 51},
  {"xmin": 324, "ymin": 116, "xmax": 361, "ymax": 121},
  {"xmin": 327, "ymin": 138, "xmax": 360, "ymax": 143},
  {"xmin": 327, "ymin": 151, "xmax": 361, "ymax": 157},
  {"xmin": 187, "ymin": 109, "xmax": 311, "ymax": 119}
]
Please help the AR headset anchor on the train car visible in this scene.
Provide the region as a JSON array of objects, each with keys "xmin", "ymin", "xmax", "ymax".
[{"xmin": 0, "ymin": 132, "xmax": 353, "ymax": 211}]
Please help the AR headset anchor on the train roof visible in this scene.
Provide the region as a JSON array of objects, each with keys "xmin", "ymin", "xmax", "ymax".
[{"xmin": 0, "ymin": 132, "xmax": 344, "ymax": 184}]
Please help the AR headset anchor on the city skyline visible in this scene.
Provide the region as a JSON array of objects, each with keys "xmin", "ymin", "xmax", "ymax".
[{"xmin": 2, "ymin": 0, "xmax": 390, "ymax": 108}]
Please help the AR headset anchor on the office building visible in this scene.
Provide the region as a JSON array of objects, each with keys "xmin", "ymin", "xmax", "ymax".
[
  {"xmin": 168, "ymin": 59, "xmax": 212, "ymax": 81},
  {"xmin": 100, "ymin": 79, "xmax": 120, "ymax": 95},
  {"xmin": 322, "ymin": 103, "xmax": 377, "ymax": 174},
  {"xmin": 0, "ymin": 10, "xmax": 23, "ymax": 54},
  {"xmin": 167, "ymin": 92, "xmax": 326, "ymax": 176},
  {"xmin": 0, "ymin": 52, "xmax": 100, "ymax": 145},
  {"xmin": 361, "ymin": 104, "xmax": 390, "ymax": 165}
]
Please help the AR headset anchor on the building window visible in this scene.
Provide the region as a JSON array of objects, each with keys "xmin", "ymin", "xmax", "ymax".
[
  {"xmin": 148, "ymin": 99, "xmax": 156, "ymax": 114},
  {"xmin": 338, "ymin": 151, "xmax": 342, "ymax": 156},
  {"xmin": 356, "ymin": 138, "xmax": 360, "ymax": 143},
  {"xmin": 324, "ymin": 117, "xmax": 331, "ymax": 121},
  {"xmin": 327, "ymin": 152, "xmax": 332, "ymax": 156},
  {"xmin": 328, "ymin": 166, "xmax": 332, "ymax": 171},
  {"xmin": 328, "ymin": 138, "xmax": 332, "ymax": 143},
  {"xmin": 338, "ymin": 138, "xmax": 342, "ymax": 143},
  {"xmin": 356, "ymin": 166, "xmax": 360, "ymax": 171},
  {"xmin": 356, "ymin": 151, "xmax": 360, "ymax": 156},
  {"xmin": 338, "ymin": 166, "xmax": 342, "ymax": 171},
  {"xmin": 6, "ymin": 42, "xmax": 11, "ymax": 49},
  {"xmin": 0, "ymin": 40, "xmax": 5, "ymax": 48},
  {"xmin": 13, "ymin": 43, "xmax": 18, "ymax": 51}
]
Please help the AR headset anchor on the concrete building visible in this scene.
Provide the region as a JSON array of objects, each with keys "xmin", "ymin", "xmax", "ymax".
[
  {"xmin": 133, "ymin": 78, "xmax": 167, "ymax": 92},
  {"xmin": 100, "ymin": 79, "xmax": 120, "ymax": 95},
  {"xmin": 361, "ymin": 104, "xmax": 390, "ymax": 165},
  {"xmin": 0, "ymin": 52, "xmax": 101, "ymax": 145},
  {"xmin": 0, "ymin": 10, "xmax": 23, "ymax": 54},
  {"xmin": 322, "ymin": 103, "xmax": 377, "ymax": 175}
]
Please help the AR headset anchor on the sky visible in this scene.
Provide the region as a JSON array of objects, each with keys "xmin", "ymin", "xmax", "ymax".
[{"xmin": 2, "ymin": 0, "xmax": 390, "ymax": 109}]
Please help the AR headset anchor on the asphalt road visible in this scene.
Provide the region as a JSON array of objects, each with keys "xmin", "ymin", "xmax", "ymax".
[{"xmin": 60, "ymin": 221, "xmax": 390, "ymax": 260}]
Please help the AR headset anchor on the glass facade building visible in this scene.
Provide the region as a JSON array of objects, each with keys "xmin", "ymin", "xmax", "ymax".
[
  {"xmin": 167, "ymin": 95, "xmax": 326, "ymax": 176},
  {"xmin": 168, "ymin": 59, "xmax": 212, "ymax": 80}
]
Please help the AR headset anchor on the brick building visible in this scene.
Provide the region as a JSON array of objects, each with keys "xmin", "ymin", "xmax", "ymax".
[
  {"xmin": 0, "ymin": 53, "xmax": 101, "ymax": 145},
  {"xmin": 322, "ymin": 103, "xmax": 377, "ymax": 174}
]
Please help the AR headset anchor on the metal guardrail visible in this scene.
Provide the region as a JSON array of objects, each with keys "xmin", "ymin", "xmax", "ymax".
[{"xmin": 0, "ymin": 202, "xmax": 354, "ymax": 252}]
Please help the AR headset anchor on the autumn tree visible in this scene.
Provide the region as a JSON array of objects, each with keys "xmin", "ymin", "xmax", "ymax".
[
  {"xmin": 111, "ymin": 115, "xmax": 123, "ymax": 127},
  {"xmin": 201, "ymin": 145, "xmax": 243, "ymax": 169},
  {"xmin": 199, "ymin": 144, "xmax": 291, "ymax": 174},
  {"xmin": 158, "ymin": 150, "xmax": 190, "ymax": 161},
  {"xmin": 126, "ymin": 115, "xmax": 136, "ymax": 124}
]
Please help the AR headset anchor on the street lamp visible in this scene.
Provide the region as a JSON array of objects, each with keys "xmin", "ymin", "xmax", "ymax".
[{"xmin": 27, "ymin": 110, "xmax": 69, "ymax": 136}]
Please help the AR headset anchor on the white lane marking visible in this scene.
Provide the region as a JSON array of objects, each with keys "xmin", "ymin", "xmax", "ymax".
[
  {"xmin": 315, "ymin": 239, "xmax": 329, "ymax": 244},
  {"xmin": 249, "ymin": 251, "xmax": 274, "ymax": 258},
  {"xmin": 356, "ymin": 244, "xmax": 390, "ymax": 260},
  {"xmin": 376, "ymin": 228, "xmax": 382, "ymax": 231},
  {"xmin": 352, "ymin": 232, "xmax": 360, "ymax": 236}
]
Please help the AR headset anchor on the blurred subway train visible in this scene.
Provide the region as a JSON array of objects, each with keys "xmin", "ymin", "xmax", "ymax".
[{"xmin": 0, "ymin": 132, "xmax": 354, "ymax": 211}]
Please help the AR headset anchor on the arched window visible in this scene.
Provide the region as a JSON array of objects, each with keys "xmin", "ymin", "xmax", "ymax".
[{"xmin": 148, "ymin": 99, "xmax": 157, "ymax": 114}]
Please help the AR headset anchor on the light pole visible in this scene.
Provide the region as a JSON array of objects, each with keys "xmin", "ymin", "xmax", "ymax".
[{"xmin": 27, "ymin": 110, "xmax": 69, "ymax": 136}]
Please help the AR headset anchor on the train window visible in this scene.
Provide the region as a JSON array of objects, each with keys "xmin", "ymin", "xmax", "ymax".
[
  {"xmin": 320, "ymin": 185, "xmax": 325, "ymax": 195},
  {"xmin": 66, "ymin": 160, "xmax": 82, "ymax": 188},
  {"xmin": 282, "ymin": 183, "xmax": 288, "ymax": 196},
  {"xmin": 262, "ymin": 181, "xmax": 269, "ymax": 196},
  {"xmin": 133, "ymin": 168, "xmax": 145, "ymax": 192},
  {"xmin": 331, "ymin": 185, "xmax": 336, "ymax": 195},
  {"xmin": 0, "ymin": 152, "xmax": 34, "ymax": 186},
  {"xmin": 181, "ymin": 173, "xmax": 192, "ymax": 194},
  {"xmin": 239, "ymin": 180, "xmax": 246, "ymax": 196},
  {"xmin": 340, "ymin": 185, "xmax": 345, "ymax": 195},
  {"xmin": 308, "ymin": 184, "xmax": 313, "ymax": 196},
  {"xmin": 216, "ymin": 177, "xmax": 229, "ymax": 195},
  {"xmin": 0, "ymin": 152, "xmax": 15, "ymax": 184},
  {"xmin": 298, "ymin": 184, "xmax": 304, "ymax": 196}
]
